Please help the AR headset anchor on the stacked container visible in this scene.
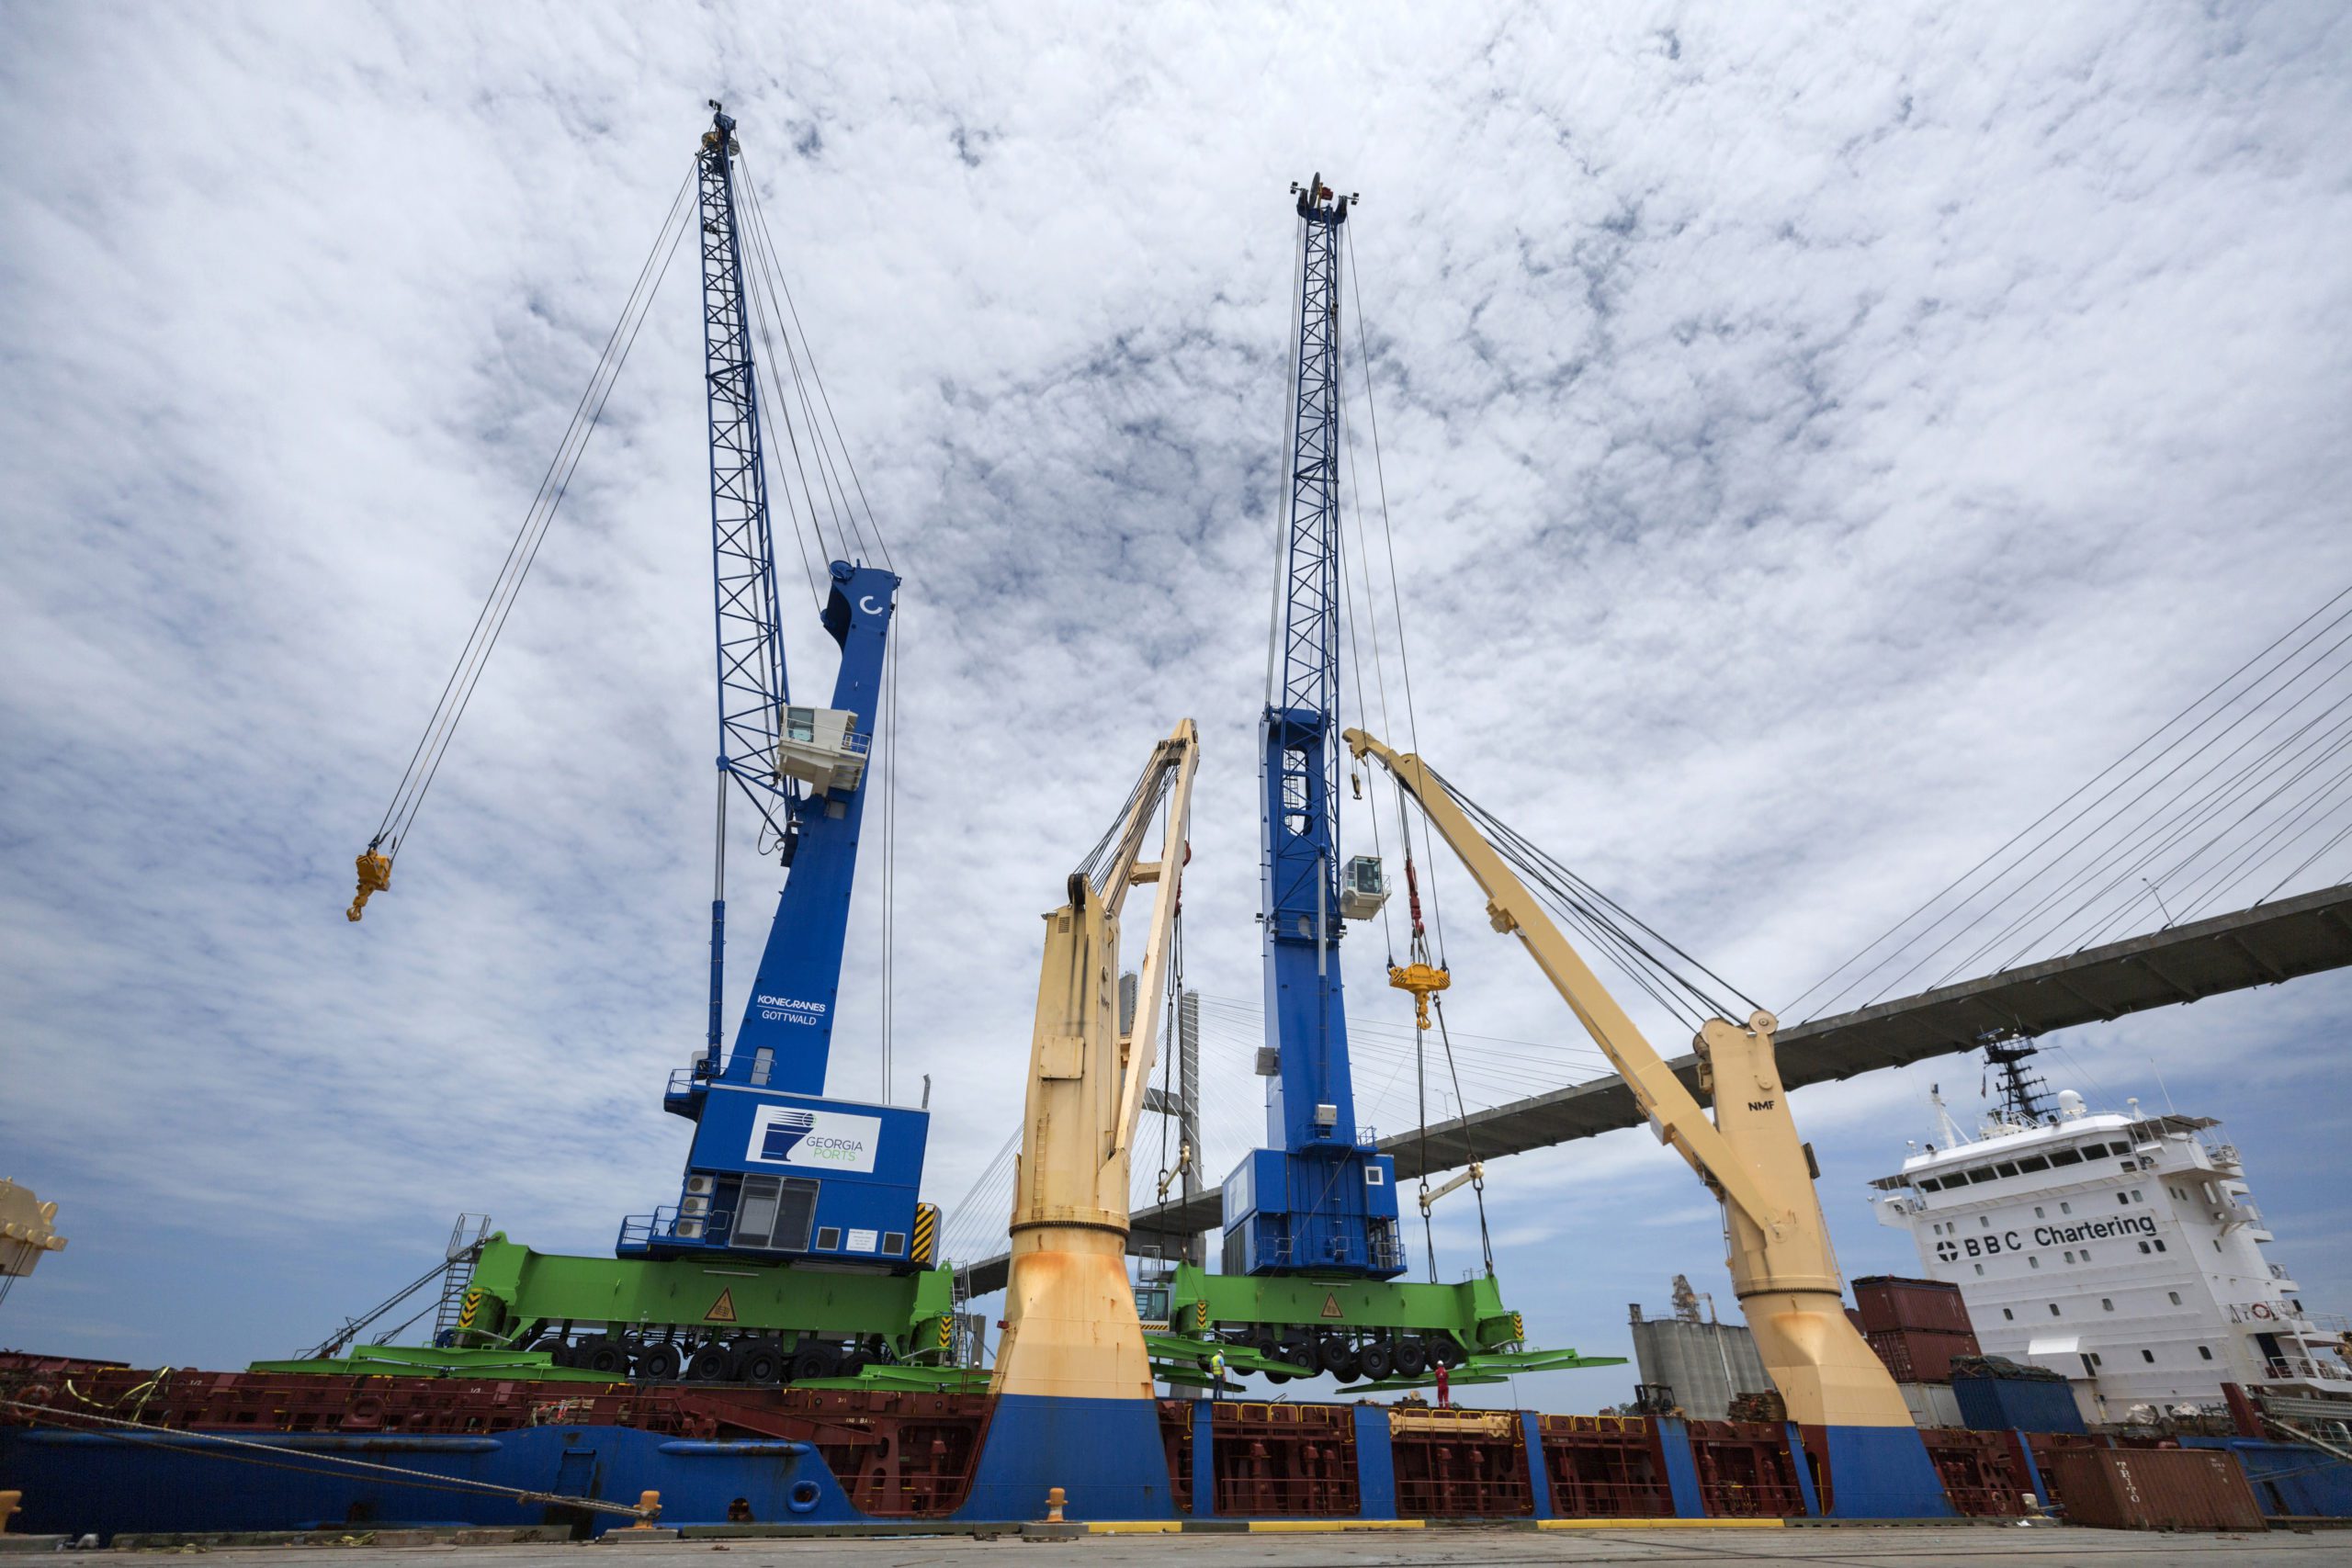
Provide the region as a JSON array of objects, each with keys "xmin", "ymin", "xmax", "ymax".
[{"xmin": 1852, "ymin": 1275, "xmax": 1980, "ymax": 1395}]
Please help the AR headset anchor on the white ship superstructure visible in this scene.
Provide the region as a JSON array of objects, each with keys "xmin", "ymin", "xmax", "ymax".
[{"xmin": 1870, "ymin": 1075, "xmax": 2348, "ymax": 1416}]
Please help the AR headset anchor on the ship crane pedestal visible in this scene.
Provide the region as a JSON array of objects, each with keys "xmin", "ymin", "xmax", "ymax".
[{"xmin": 971, "ymin": 722, "xmax": 1200, "ymax": 1519}]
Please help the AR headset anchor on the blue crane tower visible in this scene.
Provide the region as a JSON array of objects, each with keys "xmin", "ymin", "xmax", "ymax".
[
  {"xmin": 1221, "ymin": 176, "xmax": 1406, "ymax": 1280},
  {"xmin": 619, "ymin": 106, "xmax": 933, "ymax": 1273}
]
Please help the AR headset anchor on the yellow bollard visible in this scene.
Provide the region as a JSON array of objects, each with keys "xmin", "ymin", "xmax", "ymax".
[
  {"xmin": 627, "ymin": 1490, "xmax": 662, "ymax": 1528},
  {"xmin": 0, "ymin": 1489, "xmax": 19, "ymax": 1533},
  {"xmin": 1045, "ymin": 1486, "xmax": 1066, "ymax": 1525}
]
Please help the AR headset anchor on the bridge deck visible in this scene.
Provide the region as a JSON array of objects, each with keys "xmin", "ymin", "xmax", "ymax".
[{"xmin": 957, "ymin": 883, "xmax": 2352, "ymax": 1296}]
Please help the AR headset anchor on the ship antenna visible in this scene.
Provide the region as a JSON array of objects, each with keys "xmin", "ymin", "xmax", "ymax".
[{"xmin": 1982, "ymin": 1032, "xmax": 2052, "ymax": 1125}]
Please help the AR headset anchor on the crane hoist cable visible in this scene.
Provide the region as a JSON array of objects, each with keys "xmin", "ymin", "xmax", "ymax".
[{"xmin": 348, "ymin": 162, "xmax": 698, "ymax": 920}]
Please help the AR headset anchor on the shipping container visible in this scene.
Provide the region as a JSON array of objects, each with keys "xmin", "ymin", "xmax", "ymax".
[
  {"xmin": 1864, "ymin": 1326, "xmax": 1977, "ymax": 1383},
  {"xmin": 1853, "ymin": 1275, "xmax": 1973, "ymax": 1337},
  {"xmin": 2042, "ymin": 1447, "xmax": 2265, "ymax": 1532},
  {"xmin": 1896, "ymin": 1381, "xmax": 1964, "ymax": 1428},
  {"xmin": 1953, "ymin": 1373, "xmax": 2087, "ymax": 1436}
]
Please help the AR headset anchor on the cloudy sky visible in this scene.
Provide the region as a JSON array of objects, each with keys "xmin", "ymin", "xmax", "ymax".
[{"xmin": 5, "ymin": 3, "xmax": 2350, "ymax": 1406}]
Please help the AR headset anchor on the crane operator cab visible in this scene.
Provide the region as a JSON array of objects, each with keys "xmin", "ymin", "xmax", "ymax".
[{"xmin": 621, "ymin": 1083, "xmax": 935, "ymax": 1274}]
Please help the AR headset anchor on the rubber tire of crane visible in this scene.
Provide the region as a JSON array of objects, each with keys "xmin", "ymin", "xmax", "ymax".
[
  {"xmin": 578, "ymin": 1337, "xmax": 630, "ymax": 1377},
  {"xmin": 1391, "ymin": 1339, "xmax": 1429, "ymax": 1379},
  {"xmin": 790, "ymin": 1344, "xmax": 840, "ymax": 1382},
  {"xmin": 1279, "ymin": 1337, "xmax": 1317, "ymax": 1374},
  {"xmin": 528, "ymin": 1337, "xmax": 571, "ymax": 1367},
  {"xmin": 835, "ymin": 1349, "xmax": 868, "ymax": 1379},
  {"xmin": 1357, "ymin": 1342, "xmax": 1394, "ymax": 1382},
  {"xmin": 735, "ymin": 1342, "xmax": 786, "ymax": 1385},
  {"xmin": 1318, "ymin": 1338, "xmax": 1359, "ymax": 1382},
  {"xmin": 1428, "ymin": 1335, "xmax": 1465, "ymax": 1369},
  {"xmin": 687, "ymin": 1342, "xmax": 736, "ymax": 1382},
  {"xmin": 635, "ymin": 1342, "xmax": 684, "ymax": 1382}
]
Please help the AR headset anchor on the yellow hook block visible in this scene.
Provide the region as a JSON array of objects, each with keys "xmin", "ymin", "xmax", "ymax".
[
  {"xmin": 1387, "ymin": 962, "xmax": 1451, "ymax": 1030},
  {"xmin": 347, "ymin": 850, "xmax": 391, "ymax": 922}
]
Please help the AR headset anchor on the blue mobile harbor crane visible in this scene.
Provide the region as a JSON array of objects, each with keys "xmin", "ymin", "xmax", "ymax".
[
  {"xmin": 1148, "ymin": 179, "xmax": 1612, "ymax": 1392},
  {"xmin": 1224, "ymin": 179, "xmax": 1403, "ymax": 1281},
  {"xmin": 619, "ymin": 107, "xmax": 931, "ymax": 1275},
  {"xmin": 335, "ymin": 107, "xmax": 953, "ymax": 1387}
]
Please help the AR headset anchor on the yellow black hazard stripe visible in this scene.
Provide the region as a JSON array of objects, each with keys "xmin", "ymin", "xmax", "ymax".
[
  {"xmin": 912, "ymin": 1202, "xmax": 939, "ymax": 1265},
  {"xmin": 456, "ymin": 1287, "xmax": 483, "ymax": 1332}
]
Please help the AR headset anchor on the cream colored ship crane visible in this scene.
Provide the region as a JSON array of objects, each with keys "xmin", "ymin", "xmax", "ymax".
[
  {"xmin": 1346, "ymin": 727, "xmax": 1914, "ymax": 1432},
  {"xmin": 992, "ymin": 719, "xmax": 1200, "ymax": 1402}
]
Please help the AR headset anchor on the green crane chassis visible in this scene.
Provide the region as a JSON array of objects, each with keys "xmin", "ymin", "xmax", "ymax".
[
  {"xmin": 1143, "ymin": 1264, "xmax": 1622, "ymax": 1391},
  {"xmin": 254, "ymin": 1238, "xmax": 1616, "ymax": 1394},
  {"xmin": 253, "ymin": 1235, "xmax": 970, "ymax": 1391}
]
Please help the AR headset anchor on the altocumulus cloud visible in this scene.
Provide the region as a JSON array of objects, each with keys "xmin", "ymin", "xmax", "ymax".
[{"xmin": 1, "ymin": 4, "xmax": 2347, "ymax": 1394}]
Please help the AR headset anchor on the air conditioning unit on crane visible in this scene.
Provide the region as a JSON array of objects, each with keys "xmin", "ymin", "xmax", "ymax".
[
  {"xmin": 774, "ymin": 705, "xmax": 870, "ymax": 794},
  {"xmin": 1339, "ymin": 855, "xmax": 1389, "ymax": 920},
  {"xmin": 673, "ymin": 1218, "xmax": 706, "ymax": 1240}
]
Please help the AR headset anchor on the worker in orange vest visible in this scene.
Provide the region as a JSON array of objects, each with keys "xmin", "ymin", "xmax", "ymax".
[{"xmin": 1434, "ymin": 1362, "xmax": 1450, "ymax": 1408}]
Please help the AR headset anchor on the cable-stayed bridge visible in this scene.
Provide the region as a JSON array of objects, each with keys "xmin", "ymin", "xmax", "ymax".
[{"xmin": 953, "ymin": 881, "xmax": 2352, "ymax": 1297}]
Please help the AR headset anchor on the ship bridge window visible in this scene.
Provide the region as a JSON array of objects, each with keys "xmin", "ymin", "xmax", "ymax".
[
  {"xmin": 2019, "ymin": 1156, "xmax": 2051, "ymax": 1173},
  {"xmin": 2101, "ymin": 1298, "xmax": 2114, "ymax": 1312},
  {"xmin": 2029, "ymin": 1257, "xmax": 2041, "ymax": 1269},
  {"xmin": 2034, "ymin": 1206, "xmax": 2046, "ymax": 1219},
  {"xmin": 1996, "ymin": 1161, "xmax": 2019, "ymax": 1177},
  {"xmin": 2051, "ymin": 1149, "xmax": 2083, "ymax": 1168},
  {"xmin": 2050, "ymin": 1303, "xmax": 2063, "ymax": 1316},
  {"xmin": 2199, "ymin": 1346, "xmax": 2214, "ymax": 1360},
  {"xmin": 1917, "ymin": 1178, "xmax": 1943, "ymax": 1191},
  {"xmin": 2061, "ymin": 1201, "xmax": 2073, "ymax": 1214},
  {"xmin": 2002, "ymin": 1308, "xmax": 2015, "ymax": 1320},
  {"xmin": 2141, "ymin": 1349, "xmax": 2155, "ymax": 1364},
  {"xmin": 1965, "ymin": 1167, "xmax": 1996, "ymax": 1185},
  {"xmin": 2169, "ymin": 1291, "xmax": 2182, "ymax": 1305}
]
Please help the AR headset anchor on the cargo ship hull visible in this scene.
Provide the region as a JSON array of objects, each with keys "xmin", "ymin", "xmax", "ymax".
[{"xmin": 12, "ymin": 1352, "xmax": 2344, "ymax": 1534}]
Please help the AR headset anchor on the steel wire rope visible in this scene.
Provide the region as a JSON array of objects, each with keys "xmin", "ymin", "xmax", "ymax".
[
  {"xmin": 2049, "ymin": 705, "xmax": 2352, "ymax": 953},
  {"xmin": 1938, "ymin": 675, "xmax": 2352, "ymax": 980},
  {"xmin": 2037, "ymin": 690, "xmax": 2352, "ymax": 955},
  {"xmin": 370, "ymin": 164, "xmax": 696, "ymax": 858},
  {"xmin": 1332, "ymin": 313, "xmax": 1399, "ymax": 961},
  {"xmin": 2132, "ymin": 694, "xmax": 2352, "ymax": 908},
  {"xmin": 736, "ymin": 166, "xmax": 859, "ymax": 560},
  {"xmin": 1783, "ymin": 583, "xmax": 2352, "ymax": 1019},
  {"xmin": 1436, "ymin": 768, "xmax": 1759, "ymax": 1027},
  {"xmin": 1913, "ymin": 634, "xmax": 2352, "ymax": 992},
  {"xmin": 2264, "ymin": 816, "xmax": 2352, "ymax": 900},
  {"xmin": 1193, "ymin": 992, "xmax": 1617, "ymax": 1080},
  {"xmin": 1343, "ymin": 219, "xmax": 1448, "ymax": 968},
  {"xmin": 750, "ymin": 217, "xmax": 865, "ymax": 567},
  {"xmin": 1429, "ymin": 995, "xmax": 1497, "ymax": 1277},
  {"xmin": 732, "ymin": 163, "xmax": 857, "ymax": 562},
  {"xmin": 2170, "ymin": 746, "xmax": 2352, "ymax": 920},
  {"xmin": 1805, "ymin": 594, "xmax": 2352, "ymax": 1013},
  {"xmin": 732, "ymin": 193, "xmax": 842, "ymax": 585},
  {"xmin": 738, "ymin": 162, "xmax": 897, "ymax": 572},
  {"xmin": 1851, "ymin": 608, "xmax": 2352, "ymax": 1006}
]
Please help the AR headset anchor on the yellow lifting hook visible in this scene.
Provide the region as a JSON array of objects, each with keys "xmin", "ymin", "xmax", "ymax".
[
  {"xmin": 1388, "ymin": 961, "xmax": 1450, "ymax": 1030},
  {"xmin": 347, "ymin": 849, "xmax": 391, "ymax": 922}
]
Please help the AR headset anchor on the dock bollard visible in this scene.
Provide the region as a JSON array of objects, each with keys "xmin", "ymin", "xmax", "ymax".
[
  {"xmin": 628, "ymin": 1491, "xmax": 662, "ymax": 1529},
  {"xmin": 0, "ymin": 1489, "xmax": 19, "ymax": 1533},
  {"xmin": 1046, "ymin": 1486, "xmax": 1067, "ymax": 1525}
]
